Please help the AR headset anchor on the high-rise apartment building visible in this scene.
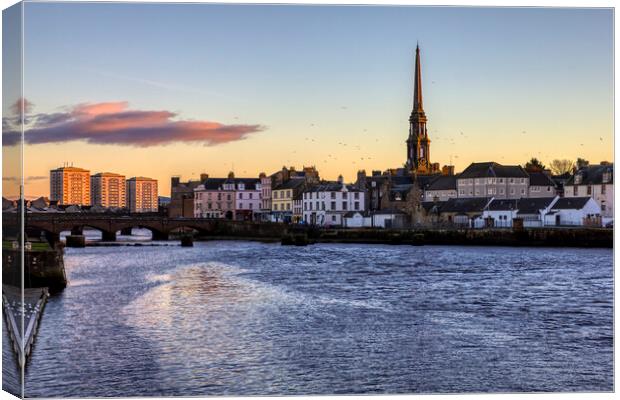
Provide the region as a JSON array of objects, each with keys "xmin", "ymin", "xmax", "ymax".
[
  {"xmin": 126, "ymin": 177, "xmax": 158, "ymax": 212},
  {"xmin": 91, "ymin": 172, "xmax": 126, "ymax": 208},
  {"xmin": 50, "ymin": 166, "xmax": 91, "ymax": 205}
]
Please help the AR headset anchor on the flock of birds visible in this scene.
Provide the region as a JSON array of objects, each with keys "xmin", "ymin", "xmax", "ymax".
[{"xmin": 218, "ymin": 110, "xmax": 607, "ymax": 176}]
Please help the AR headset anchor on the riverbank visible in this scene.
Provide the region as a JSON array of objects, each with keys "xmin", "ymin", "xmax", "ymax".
[{"xmin": 196, "ymin": 227, "xmax": 612, "ymax": 248}]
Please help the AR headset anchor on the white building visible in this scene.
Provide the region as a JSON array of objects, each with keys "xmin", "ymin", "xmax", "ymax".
[
  {"xmin": 544, "ymin": 197, "xmax": 602, "ymax": 227},
  {"xmin": 516, "ymin": 196, "xmax": 558, "ymax": 228},
  {"xmin": 343, "ymin": 211, "xmax": 371, "ymax": 228},
  {"xmin": 563, "ymin": 164, "xmax": 613, "ymax": 224},
  {"xmin": 302, "ymin": 179, "xmax": 366, "ymax": 227},
  {"xmin": 482, "ymin": 199, "xmax": 519, "ymax": 228}
]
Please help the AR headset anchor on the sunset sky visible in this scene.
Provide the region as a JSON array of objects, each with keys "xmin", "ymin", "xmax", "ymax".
[{"xmin": 2, "ymin": 3, "xmax": 614, "ymax": 198}]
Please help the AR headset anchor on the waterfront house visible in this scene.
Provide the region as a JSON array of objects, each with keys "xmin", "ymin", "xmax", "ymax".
[
  {"xmin": 438, "ymin": 197, "xmax": 493, "ymax": 228},
  {"xmin": 457, "ymin": 162, "xmax": 529, "ymax": 199},
  {"xmin": 371, "ymin": 209, "xmax": 408, "ymax": 228},
  {"xmin": 194, "ymin": 173, "xmax": 262, "ymax": 220},
  {"xmin": 516, "ymin": 196, "xmax": 559, "ymax": 228},
  {"xmin": 482, "ymin": 198, "xmax": 519, "ymax": 228},
  {"xmin": 234, "ymin": 177, "xmax": 262, "ymax": 221},
  {"xmin": 527, "ymin": 171, "xmax": 557, "ymax": 198},
  {"xmin": 543, "ymin": 197, "xmax": 602, "ymax": 227},
  {"xmin": 259, "ymin": 172, "xmax": 272, "ymax": 221},
  {"xmin": 343, "ymin": 211, "xmax": 371, "ymax": 228},
  {"xmin": 170, "ymin": 174, "xmax": 207, "ymax": 217},
  {"xmin": 302, "ymin": 177, "xmax": 366, "ymax": 227},
  {"xmin": 293, "ymin": 193, "xmax": 303, "ymax": 224},
  {"xmin": 193, "ymin": 177, "xmax": 231, "ymax": 219},
  {"xmin": 272, "ymin": 179, "xmax": 305, "ymax": 223},
  {"xmin": 563, "ymin": 163, "xmax": 613, "ymax": 224}
]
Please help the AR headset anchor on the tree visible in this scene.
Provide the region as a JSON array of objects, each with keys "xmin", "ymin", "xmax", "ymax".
[
  {"xmin": 524, "ymin": 157, "xmax": 546, "ymax": 172},
  {"xmin": 576, "ymin": 158, "xmax": 590, "ymax": 169},
  {"xmin": 549, "ymin": 159, "xmax": 576, "ymax": 175}
]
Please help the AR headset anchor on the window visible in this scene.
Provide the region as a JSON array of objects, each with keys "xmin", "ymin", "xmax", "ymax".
[
  {"xmin": 602, "ymin": 184, "xmax": 606, "ymax": 195},
  {"xmin": 207, "ymin": 203, "xmax": 212, "ymax": 209},
  {"xmin": 520, "ymin": 178, "xmax": 525, "ymax": 184},
  {"xmin": 287, "ymin": 190, "xmax": 291, "ymax": 198},
  {"xmin": 274, "ymin": 204, "xmax": 278, "ymax": 211},
  {"xmin": 459, "ymin": 189, "xmax": 465, "ymax": 195},
  {"xmin": 249, "ymin": 193, "xmax": 253, "ymax": 199},
  {"xmin": 332, "ymin": 215, "xmax": 336, "ymax": 222},
  {"xmin": 354, "ymin": 192, "xmax": 359, "ymax": 199},
  {"xmin": 316, "ymin": 201, "xmax": 319, "ymax": 210},
  {"xmin": 521, "ymin": 189, "xmax": 525, "ymax": 194},
  {"xmin": 342, "ymin": 202, "xmax": 347, "ymax": 210},
  {"xmin": 331, "ymin": 201, "xmax": 336, "ymax": 210},
  {"xmin": 510, "ymin": 189, "xmax": 515, "ymax": 195},
  {"xmin": 286, "ymin": 203, "xmax": 290, "ymax": 210},
  {"xmin": 331, "ymin": 192, "xmax": 336, "ymax": 199},
  {"xmin": 343, "ymin": 192, "xmax": 348, "ymax": 199},
  {"xmin": 227, "ymin": 194, "xmax": 231, "ymax": 201},
  {"xmin": 354, "ymin": 202, "xmax": 359, "ymax": 210},
  {"xmin": 509, "ymin": 178, "xmax": 514, "ymax": 183},
  {"xmin": 573, "ymin": 186, "xmax": 578, "ymax": 196},
  {"xmin": 587, "ymin": 185, "xmax": 592, "ymax": 195},
  {"xmin": 249, "ymin": 203, "xmax": 253, "ymax": 209}
]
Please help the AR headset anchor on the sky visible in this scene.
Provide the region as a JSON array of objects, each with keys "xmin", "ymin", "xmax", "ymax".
[{"xmin": 2, "ymin": 3, "xmax": 614, "ymax": 198}]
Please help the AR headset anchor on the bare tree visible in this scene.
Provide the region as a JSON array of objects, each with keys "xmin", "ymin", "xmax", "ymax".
[{"xmin": 549, "ymin": 159, "xmax": 576, "ymax": 175}]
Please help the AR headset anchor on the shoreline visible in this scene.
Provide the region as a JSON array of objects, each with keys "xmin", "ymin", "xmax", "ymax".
[{"xmin": 77, "ymin": 227, "xmax": 613, "ymax": 249}]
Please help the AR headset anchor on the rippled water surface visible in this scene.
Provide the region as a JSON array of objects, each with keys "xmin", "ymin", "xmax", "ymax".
[{"xmin": 9, "ymin": 241, "xmax": 613, "ymax": 396}]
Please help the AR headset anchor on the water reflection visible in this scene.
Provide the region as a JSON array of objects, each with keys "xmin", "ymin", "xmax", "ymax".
[{"xmin": 19, "ymin": 242, "xmax": 613, "ymax": 396}]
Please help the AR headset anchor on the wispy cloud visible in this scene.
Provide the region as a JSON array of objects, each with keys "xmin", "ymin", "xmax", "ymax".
[
  {"xmin": 82, "ymin": 67, "xmax": 239, "ymax": 101},
  {"xmin": 3, "ymin": 100, "xmax": 265, "ymax": 147},
  {"xmin": 3, "ymin": 175, "xmax": 49, "ymax": 183}
]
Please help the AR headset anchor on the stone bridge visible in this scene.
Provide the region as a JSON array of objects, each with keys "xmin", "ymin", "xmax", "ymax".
[{"xmin": 3, "ymin": 212, "xmax": 288, "ymax": 242}]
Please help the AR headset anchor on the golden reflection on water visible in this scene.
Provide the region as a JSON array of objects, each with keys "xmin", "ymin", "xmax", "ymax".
[{"xmin": 122, "ymin": 262, "xmax": 289, "ymax": 389}]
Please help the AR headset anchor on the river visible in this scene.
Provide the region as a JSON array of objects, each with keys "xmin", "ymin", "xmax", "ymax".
[{"xmin": 4, "ymin": 239, "xmax": 613, "ymax": 396}]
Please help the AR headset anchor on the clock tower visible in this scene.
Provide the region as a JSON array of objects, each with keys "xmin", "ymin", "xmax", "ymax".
[{"xmin": 406, "ymin": 44, "xmax": 431, "ymax": 173}]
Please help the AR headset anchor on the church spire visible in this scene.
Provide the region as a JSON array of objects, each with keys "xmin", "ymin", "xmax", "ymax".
[
  {"xmin": 413, "ymin": 44, "xmax": 423, "ymax": 113},
  {"xmin": 406, "ymin": 44, "xmax": 431, "ymax": 174}
]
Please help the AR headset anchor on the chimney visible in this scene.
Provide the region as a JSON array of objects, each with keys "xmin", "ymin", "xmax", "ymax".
[
  {"xmin": 442, "ymin": 165, "xmax": 455, "ymax": 176},
  {"xmin": 228, "ymin": 171, "xmax": 235, "ymax": 179},
  {"xmin": 200, "ymin": 173, "xmax": 209, "ymax": 181},
  {"xmin": 356, "ymin": 170, "xmax": 366, "ymax": 190},
  {"xmin": 337, "ymin": 174, "xmax": 344, "ymax": 184},
  {"xmin": 171, "ymin": 176, "xmax": 180, "ymax": 188}
]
